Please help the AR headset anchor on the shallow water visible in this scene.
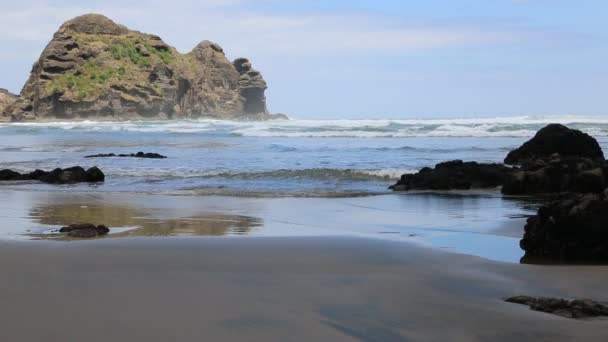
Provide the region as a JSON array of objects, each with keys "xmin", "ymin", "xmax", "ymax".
[{"xmin": 1, "ymin": 190, "xmax": 542, "ymax": 263}]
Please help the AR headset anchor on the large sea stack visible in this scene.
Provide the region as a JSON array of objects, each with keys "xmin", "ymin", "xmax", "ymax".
[{"xmin": 1, "ymin": 14, "xmax": 285, "ymax": 122}]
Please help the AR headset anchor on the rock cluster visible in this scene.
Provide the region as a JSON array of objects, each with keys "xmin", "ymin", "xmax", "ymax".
[
  {"xmin": 390, "ymin": 123, "xmax": 608, "ymax": 263},
  {"xmin": 391, "ymin": 124, "xmax": 607, "ymax": 196},
  {"xmin": 59, "ymin": 223, "xmax": 110, "ymax": 238},
  {"xmin": 505, "ymin": 296, "xmax": 608, "ymax": 319},
  {"xmin": 1, "ymin": 14, "xmax": 284, "ymax": 122},
  {"xmin": 389, "ymin": 160, "xmax": 511, "ymax": 191},
  {"xmin": 0, "ymin": 166, "xmax": 104, "ymax": 184},
  {"xmin": 85, "ymin": 151, "xmax": 167, "ymax": 159}
]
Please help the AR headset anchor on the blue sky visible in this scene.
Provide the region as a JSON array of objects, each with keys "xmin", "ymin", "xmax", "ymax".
[{"xmin": 1, "ymin": 0, "xmax": 607, "ymax": 118}]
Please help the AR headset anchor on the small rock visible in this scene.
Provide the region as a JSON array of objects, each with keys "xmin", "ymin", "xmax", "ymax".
[
  {"xmin": 505, "ymin": 296, "xmax": 608, "ymax": 319},
  {"xmin": 59, "ymin": 224, "xmax": 110, "ymax": 238}
]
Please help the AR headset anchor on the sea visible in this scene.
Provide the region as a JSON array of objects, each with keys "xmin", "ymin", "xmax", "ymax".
[
  {"xmin": 1, "ymin": 115, "xmax": 607, "ymax": 196},
  {"xmin": 1, "ymin": 115, "xmax": 607, "ymax": 262}
]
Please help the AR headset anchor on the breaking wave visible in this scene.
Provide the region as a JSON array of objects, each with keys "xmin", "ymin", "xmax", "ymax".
[
  {"xmin": 1, "ymin": 115, "xmax": 607, "ymax": 138},
  {"xmin": 106, "ymin": 167, "xmax": 417, "ymax": 181}
]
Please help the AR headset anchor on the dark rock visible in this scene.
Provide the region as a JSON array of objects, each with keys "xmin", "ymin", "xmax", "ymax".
[
  {"xmin": 505, "ymin": 296, "xmax": 608, "ymax": 319},
  {"xmin": 390, "ymin": 160, "xmax": 513, "ymax": 191},
  {"xmin": 0, "ymin": 169, "xmax": 22, "ymax": 181},
  {"xmin": 505, "ymin": 124, "xmax": 604, "ymax": 165},
  {"xmin": 59, "ymin": 223, "xmax": 110, "ymax": 238},
  {"xmin": 502, "ymin": 154, "xmax": 607, "ymax": 195},
  {"xmin": 520, "ymin": 191, "xmax": 608, "ymax": 263},
  {"xmin": 85, "ymin": 152, "xmax": 167, "ymax": 159},
  {"xmin": 0, "ymin": 166, "xmax": 104, "ymax": 184},
  {"xmin": 85, "ymin": 166, "xmax": 105, "ymax": 182}
]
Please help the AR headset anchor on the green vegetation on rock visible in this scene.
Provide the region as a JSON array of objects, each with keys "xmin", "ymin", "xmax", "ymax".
[{"xmin": 48, "ymin": 61, "xmax": 120, "ymax": 99}]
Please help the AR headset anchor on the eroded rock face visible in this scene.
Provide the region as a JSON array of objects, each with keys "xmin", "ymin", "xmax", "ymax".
[
  {"xmin": 505, "ymin": 124, "xmax": 604, "ymax": 165},
  {"xmin": 390, "ymin": 160, "xmax": 512, "ymax": 191},
  {"xmin": 3, "ymin": 14, "xmax": 279, "ymax": 121},
  {"xmin": 233, "ymin": 57, "xmax": 267, "ymax": 114},
  {"xmin": 520, "ymin": 190, "xmax": 608, "ymax": 263},
  {"xmin": 506, "ymin": 296, "xmax": 608, "ymax": 319},
  {"xmin": 0, "ymin": 89, "xmax": 17, "ymax": 116}
]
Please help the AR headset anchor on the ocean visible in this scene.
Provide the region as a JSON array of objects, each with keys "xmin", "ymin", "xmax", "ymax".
[
  {"xmin": 1, "ymin": 115, "xmax": 607, "ymax": 196},
  {"xmin": 1, "ymin": 115, "xmax": 607, "ymax": 262}
]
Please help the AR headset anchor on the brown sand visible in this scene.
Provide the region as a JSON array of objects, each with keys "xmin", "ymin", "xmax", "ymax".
[{"xmin": 0, "ymin": 237, "xmax": 607, "ymax": 341}]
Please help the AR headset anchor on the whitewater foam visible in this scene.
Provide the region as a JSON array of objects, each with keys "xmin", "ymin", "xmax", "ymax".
[{"xmin": 1, "ymin": 115, "xmax": 607, "ymax": 137}]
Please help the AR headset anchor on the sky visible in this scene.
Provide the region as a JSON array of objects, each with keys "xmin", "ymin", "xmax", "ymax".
[{"xmin": 0, "ymin": 0, "xmax": 607, "ymax": 119}]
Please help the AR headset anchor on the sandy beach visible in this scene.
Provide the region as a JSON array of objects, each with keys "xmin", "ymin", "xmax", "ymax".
[{"xmin": 1, "ymin": 237, "xmax": 607, "ymax": 341}]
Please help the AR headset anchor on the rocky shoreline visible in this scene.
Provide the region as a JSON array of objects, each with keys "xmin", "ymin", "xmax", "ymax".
[{"xmin": 391, "ymin": 123, "xmax": 608, "ymax": 264}]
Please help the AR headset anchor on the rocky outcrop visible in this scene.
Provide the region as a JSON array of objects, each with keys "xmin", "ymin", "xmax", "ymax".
[
  {"xmin": 502, "ymin": 155, "xmax": 607, "ymax": 195},
  {"xmin": 502, "ymin": 125, "xmax": 607, "ymax": 195},
  {"xmin": 2, "ymin": 14, "xmax": 283, "ymax": 121},
  {"xmin": 391, "ymin": 124, "xmax": 607, "ymax": 195},
  {"xmin": 59, "ymin": 223, "xmax": 110, "ymax": 238},
  {"xmin": 0, "ymin": 166, "xmax": 104, "ymax": 184},
  {"xmin": 0, "ymin": 88, "xmax": 17, "ymax": 115},
  {"xmin": 505, "ymin": 296, "xmax": 608, "ymax": 319},
  {"xmin": 520, "ymin": 191, "xmax": 608, "ymax": 263},
  {"xmin": 85, "ymin": 151, "xmax": 167, "ymax": 159},
  {"xmin": 389, "ymin": 160, "xmax": 512, "ymax": 191},
  {"xmin": 505, "ymin": 124, "xmax": 604, "ymax": 165}
]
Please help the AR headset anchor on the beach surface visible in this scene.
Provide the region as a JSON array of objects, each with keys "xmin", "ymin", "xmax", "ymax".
[{"xmin": 1, "ymin": 237, "xmax": 608, "ymax": 341}]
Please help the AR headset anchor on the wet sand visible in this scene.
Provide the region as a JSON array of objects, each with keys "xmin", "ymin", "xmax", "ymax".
[
  {"xmin": 0, "ymin": 190, "xmax": 607, "ymax": 340},
  {"xmin": 1, "ymin": 237, "xmax": 607, "ymax": 341}
]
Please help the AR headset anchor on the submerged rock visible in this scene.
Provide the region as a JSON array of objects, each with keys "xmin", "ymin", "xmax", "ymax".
[
  {"xmin": 520, "ymin": 190, "xmax": 608, "ymax": 263},
  {"xmin": 390, "ymin": 160, "xmax": 512, "ymax": 191},
  {"xmin": 504, "ymin": 124, "xmax": 604, "ymax": 165},
  {"xmin": 85, "ymin": 151, "xmax": 167, "ymax": 159},
  {"xmin": 60, "ymin": 223, "xmax": 110, "ymax": 238},
  {"xmin": 2, "ymin": 13, "xmax": 281, "ymax": 121},
  {"xmin": 505, "ymin": 296, "xmax": 608, "ymax": 319},
  {"xmin": 0, "ymin": 166, "xmax": 104, "ymax": 184}
]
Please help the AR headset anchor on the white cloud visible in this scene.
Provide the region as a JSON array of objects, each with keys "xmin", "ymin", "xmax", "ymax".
[{"xmin": 0, "ymin": 0, "xmax": 532, "ymax": 56}]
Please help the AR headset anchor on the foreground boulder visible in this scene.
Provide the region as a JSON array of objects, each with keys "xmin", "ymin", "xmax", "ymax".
[
  {"xmin": 390, "ymin": 160, "xmax": 512, "ymax": 191},
  {"xmin": 2, "ymin": 13, "xmax": 282, "ymax": 121},
  {"xmin": 59, "ymin": 223, "xmax": 109, "ymax": 238},
  {"xmin": 0, "ymin": 166, "xmax": 104, "ymax": 184},
  {"xmin": 502, "ymin": 154, "xmax": 607, "ymax": 195},
  {"xmin": 506, "ymin": 296, "xmax": 608, "ymax": 319},
  {"xmin": 505, "ymin": 124, "xmax": 604, "ymax": 165},
  {"xmin": 520, "ymin": 191, "xmax": 608, "ymax": 263},
  {"xmin": 85, "ymin": 151, "xmax": 167, "ymax": 159}
]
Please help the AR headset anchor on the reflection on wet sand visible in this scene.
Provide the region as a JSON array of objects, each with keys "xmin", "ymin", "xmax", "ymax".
[{"xmin": 28, "ymin": 203, "xmax": 262, "ymax": 239}]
